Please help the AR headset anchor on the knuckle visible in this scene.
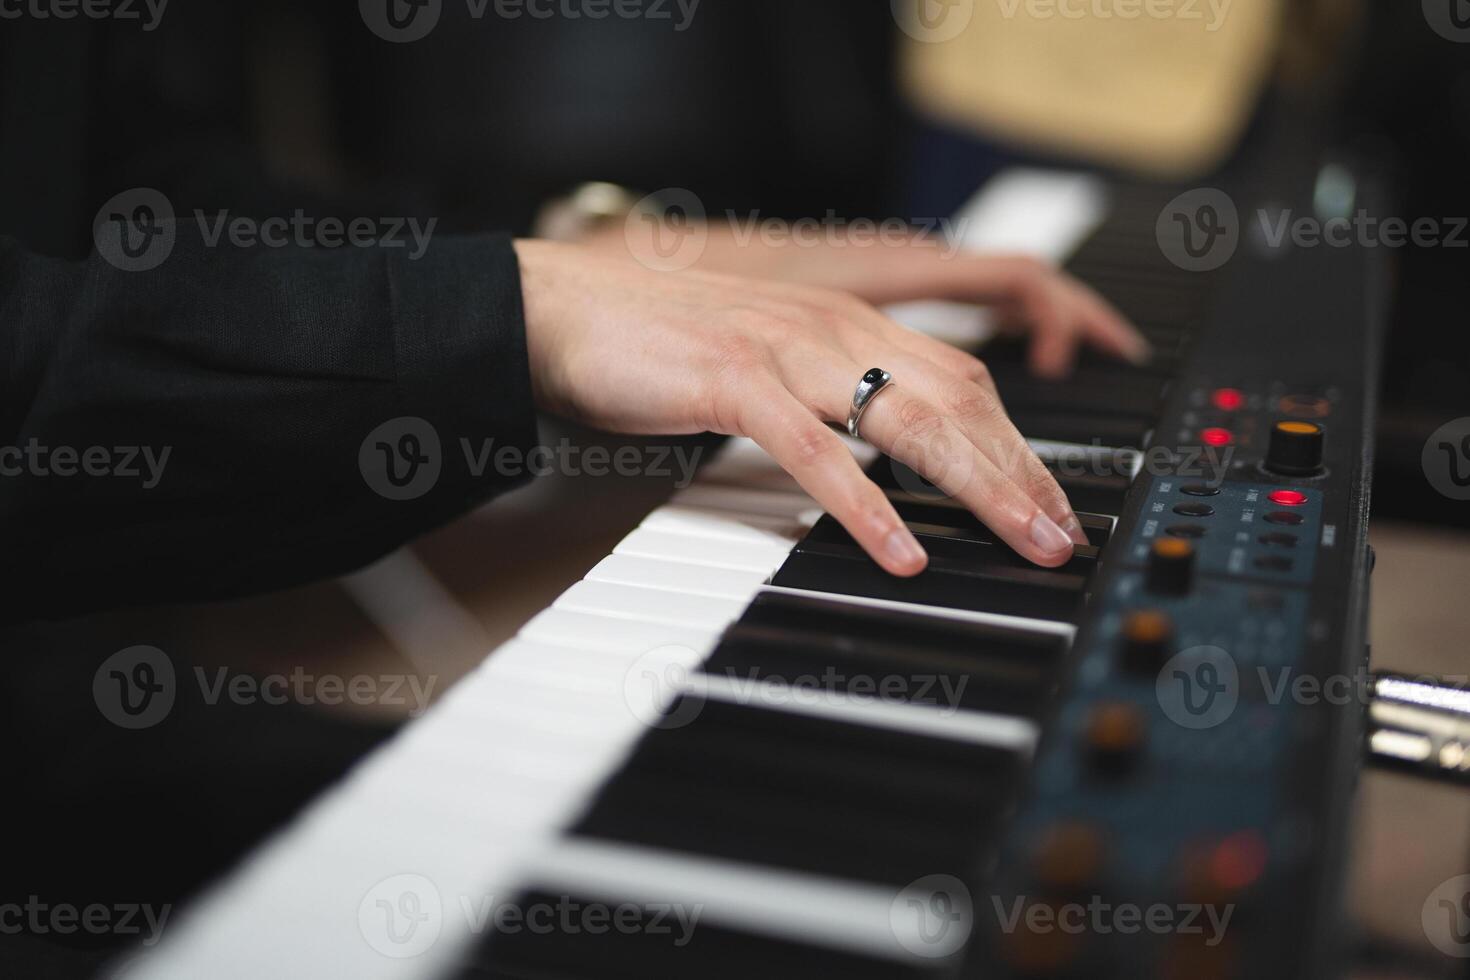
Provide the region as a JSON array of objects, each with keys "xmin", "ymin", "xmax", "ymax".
[
  {"xmin": 848, "ymin": 496, "xmax": 897, "ymax": 534},
  {"xmin": 941, "ymin": 379, "xmax": 1001, "ymax": 425},
  {"xmin": 895, "ymin": 397, "xmax": 945, "ymax": 439},
  {"xmin": 789, "ymin": 424, "xmax": 838, "ymax": 469}
]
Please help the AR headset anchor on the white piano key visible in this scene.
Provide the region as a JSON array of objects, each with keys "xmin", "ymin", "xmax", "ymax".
[
  {"xmin": 697, "ymin": 436, "xmax": 877, "ymax": 492},
  {"xmin": 758, "ymin": 584, "xmax": 1076, "ymax": 640},
  {"xmin": 481, "ymin": 638, "xmax": 646, "ymax": 681},
  {"xmin": 613, "ymin": 526, "xmax": 792, "ymax": 574},
  {"xmin": 1028, "ymin": 437, "xmax": 1143, "ymax": 480},
  {"xmin": 518, "ymin": 607, "xmax": 719, "ymax": 658},
  {"xmin": 524, "ymin": 838, "xmax": 926, "ymax": 964},
  {"xmin": 671, "ymin": 484, "xmax": 819, "ymax": 521},
  {"xmin": 586, "ymin": 554, "xmax": 771, "ymax": 602},
  {"xmin": 554, "ymin": 580, "xmax": 749, "ymax": 630},
  {"xmin": 694, "ymin": 673, "xmax": 1038, "ymax": 754},
  {"xmin": 885, "ymin": 169, "xmax": 1108, "ymax": 347},
  {"xmin": 641, "ymin": 503, "xmax": 806, "ymax": 546}
]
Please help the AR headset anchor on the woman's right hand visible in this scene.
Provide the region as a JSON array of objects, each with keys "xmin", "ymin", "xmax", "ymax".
[{"xmin": 514, "ymin": 239, "xmax": 1090, "ymax": 577}]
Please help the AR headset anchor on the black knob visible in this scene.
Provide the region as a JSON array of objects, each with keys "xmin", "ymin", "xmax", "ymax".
[
  {"xmin": 1147, "ymin": 538, "xmax": 1195, "ymax": 595},
  {"xmin": 1119, "ymin": 610, "xmax": 1175, "ymax": 675},
  {"xmin": 1265, "ymin": 420, "xmax": 1325, "ymax": 475}
]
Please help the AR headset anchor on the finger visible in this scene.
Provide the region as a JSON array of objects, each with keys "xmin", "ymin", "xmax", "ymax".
[
  {"xmin": 1027, "ymin": 312, "xmax": 1082, "ymax": 380},
  {"xmin": 983, "ymin": 265, "xmax": 1079, "ymax": 380},
  {"xmin": 876, "ymin": 348, "xmax": 1089, "ymax": 547},
  {"xmin": 733, "ymin": 378, "xmax": 929, "ymax": 578},
  {"xmin": 857, "ymin": 387, "xmax": 1077, "ymax": 567},
  {"xmin": 1063, "ymin": 278, "xmax": 1151, "ymax": 365}
]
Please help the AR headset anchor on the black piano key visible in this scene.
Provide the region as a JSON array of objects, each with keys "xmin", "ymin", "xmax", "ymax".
[
  {"xmin": 803, "ymin": 513, "xmax": 1098, "ymax": 569},
  {"xmin": 771, "ymin": 551, "xmax": 1083, "ymax": 623},
  {"xmin": 737, "ymin": 587, "xmax": 1068, "ymax": 661},
  {"xmin": 871, "ymin": 460, "xmax": 1127, "ymax": 530},
  {"xmin": 613, "ymin": 696, "xmax": 1020, "ymax": 813},
  {"xmin": 581, "ymin": 769, "xmax": 991, "ymax": 886},
  {"xmin": 988, "ymin": 371, "xmax": 1163, "ymax": 420},
  {"xmin": 469, "ymin": 889, "xmax": 940, "ymax": 980},
  {"xmin": 574, "ymin": 698, "xmax": 1023, "ymax": 884},
  {"xmin": 1001, "ymin": 408, "xmax": 1153, "ymax": 448},
  {"xmin": 884, "ymin": 493, "xmax": 1114, "ymax": 548},
  {"xmin": 975, "ymin": 337, "xmax": 1183, "ymax": 379},
  {"xmin": 706, "ymin": 591, "xmax": 1066, "ymax": 717}
]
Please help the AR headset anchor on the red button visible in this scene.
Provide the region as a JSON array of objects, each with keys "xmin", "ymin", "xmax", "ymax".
[
  {"xmin": 1268, "ymin": 490, "xmax": 1308, "ymax": 506},
  {"xmin": 1212, "ymin": 388, "xmax": 1244, "ymax": 412},
  {"xmin": 1201, "ymin": 428, "xmax": 1233, "ymax": 447},
  {"xmin": 1207, "ymin": 831, "xmax": 1268, "ymax": 893}
]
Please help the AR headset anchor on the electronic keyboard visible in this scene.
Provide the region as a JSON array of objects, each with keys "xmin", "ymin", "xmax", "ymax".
[{"xmin": 121, "ymin": 169, "xmax": 1383, "ymax": 980}]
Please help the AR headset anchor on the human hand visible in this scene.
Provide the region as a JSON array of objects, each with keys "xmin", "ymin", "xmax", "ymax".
[
  {"xmin": 582, "ymin": 222, "xmax": 1148, "ymax": 379},
  {"xmin": 515, "ymin": 239, "xmax": 1092, "ymax": 577}
]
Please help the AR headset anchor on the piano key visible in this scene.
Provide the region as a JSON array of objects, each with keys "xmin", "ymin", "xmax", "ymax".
[
  {"xmin": 518, "ymin": 606, "xmax": 719, "ymax": 657},
  {"xmin": 692, "ymin": 672, "xmax": 1039, "ymax": 751},
  {"xmin": 698, "ymin": 435, "xmax": 877, "ymax": 493},
  {"xmin": 642, "ymin": 503, "xmax": 807, "ymax": 546},
  {"xmin": 672, "ymin": 484, "xmax": 823, "ymax": 525},
  {"xmin": 774, "ymin": 516, "xmax": 1089, "ymax": 622},
  {"xmin": 554, "ymin": 580, "xmax": 750, "ymax": 630},
  {"xmin": 572, "ymin": 695, "xmax": 1028, "ymax": 883},
  {"xmin": 586, "ymin": 553, "xmax": 772, "ymax": 602},
  {"xmin": 705, "ymin": 591, "xmax": 1064, "ymax": 718},
  {"xmin": 1027, "ymin": 438, "xmax": 1143, "ymax": 479},
  {"xmin": 772, "ymin": 551, "xmax": 1084, "ymax": 623},
  {"xmin": 1002, "ymin": 407, "xmax": 1153, "ymax": 448},
  {"xmin": 466, "ymin": 887, "xmax": 936, "ymax": 980},
  {"xmin": 478, "ymin": 838, "xmax": 962, "ymax": 975},
  {"xmin": 886, "ymin": 493, "xmax": 1115, "ymax": 547},
  {"xmin": 987, "ymin": 367, "xmax": 1164, "ymax": 419},
  {"xmin": 613, "ymin": 525, "xmax": 794, "ymax": 574},
  {"xmin": 757, "ymin": 584, "xmax": 1076, "ymax": 640}
]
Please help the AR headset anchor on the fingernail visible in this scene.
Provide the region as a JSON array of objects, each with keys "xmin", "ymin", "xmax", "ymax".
[
  {"xmin": 1030, "ymin": 513, "xmax": 1074, "ymax": 556},
  {"xmin": 1061, "ymin": 513, "xmax": 1090, "ymax": 546},
  {"xmin": 884, "ymin": 528, "xmax": 927, "ymax": 569},
  {"xmin": 1126, "ymin": 342, "xmax": 1153, "ymax": 367}
]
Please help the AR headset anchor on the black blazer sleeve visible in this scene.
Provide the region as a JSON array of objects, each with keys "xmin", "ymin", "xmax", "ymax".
[{"xmin": 0, "ymin": 226, "xmax": 540, "ymax": 623}]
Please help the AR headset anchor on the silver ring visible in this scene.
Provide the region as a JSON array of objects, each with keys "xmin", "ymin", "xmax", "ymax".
[{"xmin": 847, "ymin": 368, "xmax": 894, "ymax": 440}]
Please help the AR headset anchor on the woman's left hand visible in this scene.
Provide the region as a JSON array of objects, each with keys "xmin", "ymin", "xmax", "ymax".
[{"xmin": 582, "ymin": 222, "xmax": 1149, "ymax": 379}]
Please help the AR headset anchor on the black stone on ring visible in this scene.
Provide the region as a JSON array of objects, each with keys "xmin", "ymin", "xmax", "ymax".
[{"xmin": 847, "ymin": 368, "xmax": 894, "ymax": 439}]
